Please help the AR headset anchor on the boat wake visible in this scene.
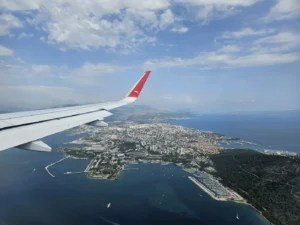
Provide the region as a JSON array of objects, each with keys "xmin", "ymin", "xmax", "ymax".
[{"xmin": 99, "ymin": 216, "xmax": 120, "ymax": 225}]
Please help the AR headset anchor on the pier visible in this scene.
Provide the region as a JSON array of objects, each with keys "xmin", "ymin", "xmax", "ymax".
[
  {"xmin": 188, "ymin": 176, "xmax": 220, "ymax": 201},
  {"xmin": 45, "ymin": 156, "xmax": 70, "ymax": 177},
  {"xmin": 64, "ymin": 171, "xmax": 83, "ymax": 175}
]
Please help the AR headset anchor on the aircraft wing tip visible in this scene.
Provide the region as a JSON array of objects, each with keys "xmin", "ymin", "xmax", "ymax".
[{"xmin": 126, "ymin": 71, "xmax": 151, "ymax": 98}]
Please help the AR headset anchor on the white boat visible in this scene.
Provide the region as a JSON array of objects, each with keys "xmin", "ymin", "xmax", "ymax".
[
  {"xmin": 236, "ymin": 213, "xmax": 239, "ymax": 220},
  {"xmin": 107, "ymin": 203, "xmax": 111, "ymax": 208}
]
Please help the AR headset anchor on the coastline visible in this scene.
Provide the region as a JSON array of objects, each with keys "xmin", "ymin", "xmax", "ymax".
[
  {"xmin": 188, "ymin": 176, "xmax": 222, "ymax": 201},
  {"xmin": 49, "ymin": 152, "xmax": 273, "ymax": 225},
  {"xmin": 63, "ymin": 119, "xmax": 289, "ymax": 225},
  {"xmin": 188, "ymin": 175, "xmax": 273, "ymax": 225},
  {"xmin": 188, "ymin": 176, "xmax": 246, "ymax": 204}
]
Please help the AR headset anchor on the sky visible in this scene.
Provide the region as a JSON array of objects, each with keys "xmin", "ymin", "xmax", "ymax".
[{"xmin": 0, "ymin": 0, "xmax": 299, "ymax": 113}]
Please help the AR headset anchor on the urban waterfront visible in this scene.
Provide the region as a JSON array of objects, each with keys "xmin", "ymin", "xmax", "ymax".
[
  {"xmin": 0, "ymin": 128, "xmax": 271, "ymax": 225},
  {"xmin": 0, "ymin": 158, "xmax": 269, "ymax": 225},
  {"xmin": 170, "ymin": 111, "xmax": 300, "ymax": 153},
  {"xmin": 2, "ymin": 111, "xmax": 297, "ymax": 225}
]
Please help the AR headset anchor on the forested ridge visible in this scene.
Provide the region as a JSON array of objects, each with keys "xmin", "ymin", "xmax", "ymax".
[{"xmin": 210, "ymin": 149, "xmax": 300, "ymax": 225}]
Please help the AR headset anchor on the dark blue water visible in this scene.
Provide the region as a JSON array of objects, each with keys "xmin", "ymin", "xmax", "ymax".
[
  {"xmin": 170, "ymin": 111, "xmax": 300, "ymax": 152},
  {"xmin": 0, "ymin": 131, "xmax": 269, "ymax": 225}
]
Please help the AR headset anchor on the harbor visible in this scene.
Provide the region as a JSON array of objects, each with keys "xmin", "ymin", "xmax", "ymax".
[
  {"xmin": 188, "ymin": 175, "xmax": 244, "ymax": 203},
  {"xmin": 45, "ymin": 156, "xmax": 70, "ymax": 177}
]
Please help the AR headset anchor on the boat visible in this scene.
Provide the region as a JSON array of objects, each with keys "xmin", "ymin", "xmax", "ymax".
[
  {"xmin": 107, "ymin": 203, "xmax": 111, "ymax": 208},
  {"xmin": 236, "ymin": 213, "xmax": 239, "ymax": 220}
]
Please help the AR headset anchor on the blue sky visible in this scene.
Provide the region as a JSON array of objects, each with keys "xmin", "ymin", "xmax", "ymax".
[{"xmin": 0, "ymin": 0, "xmax": 299, "ymax": 113}]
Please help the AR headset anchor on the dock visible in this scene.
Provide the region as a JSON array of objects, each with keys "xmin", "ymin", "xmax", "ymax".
[
  {"xmin": 188, "ymin": 176, "xmax": 220, "ymax": 201},
  {"xmin": 64, "ymin": 171, "xmax": 83, "ymax": 175}
]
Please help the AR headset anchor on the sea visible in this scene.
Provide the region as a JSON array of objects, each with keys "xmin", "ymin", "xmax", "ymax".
[
  {"xmin": 171, "ymin": 110, "xmax": 300, "ymax": 153},
  {"xmin": 1, "ymin": 111, "xmax": 299, "ymax": 225}
]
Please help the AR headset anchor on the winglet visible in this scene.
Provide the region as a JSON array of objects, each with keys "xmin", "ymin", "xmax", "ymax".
[{"xmin": 125, "ymin": 70, "xmax": 151, "ymax": 99}]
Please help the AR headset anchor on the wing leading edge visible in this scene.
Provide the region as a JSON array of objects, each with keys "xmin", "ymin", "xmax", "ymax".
[{"xmin": 0, "ymin": 71, "xmax": 151, "ymax": 152}]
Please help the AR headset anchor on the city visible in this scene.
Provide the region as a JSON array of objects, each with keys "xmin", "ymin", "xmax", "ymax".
[{"xmin": 58, "ymin": 122, "xmax": 245, "ymax": 202}]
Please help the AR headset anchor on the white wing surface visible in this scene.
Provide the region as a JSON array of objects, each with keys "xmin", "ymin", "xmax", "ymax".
[{"xmin": 0, "ymin": 71, "xmax": 151, "ymax": 152}]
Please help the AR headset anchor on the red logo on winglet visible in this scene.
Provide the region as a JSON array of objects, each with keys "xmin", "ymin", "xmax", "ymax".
[{"xmin": 128, "ymin": 71, "xmax": 151, "ymax": 98}]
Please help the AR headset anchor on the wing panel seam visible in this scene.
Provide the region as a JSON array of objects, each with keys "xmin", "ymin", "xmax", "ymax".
[{"xmin": 0, "ymin": 109, "xmax": 107, "ymax": 131}]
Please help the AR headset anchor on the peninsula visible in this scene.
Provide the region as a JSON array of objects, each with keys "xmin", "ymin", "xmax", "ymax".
[
  {"xmin": 56, "ymin": 107, "xmax": 299, "ymax": 225},
  {"xmin": 58, "ymin": 122, "xmax": 246, "ymax": 203}
]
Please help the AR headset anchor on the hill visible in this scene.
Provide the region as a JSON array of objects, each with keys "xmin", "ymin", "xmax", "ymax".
[{"xmin": 209, "ymin": 149, "xmax": 300, "ymax": 225}]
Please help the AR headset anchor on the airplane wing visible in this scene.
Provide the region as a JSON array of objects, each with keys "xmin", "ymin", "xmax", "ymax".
[{"xmin": 0, "ymin": 71, "xmax": 151, "ymax": 152}]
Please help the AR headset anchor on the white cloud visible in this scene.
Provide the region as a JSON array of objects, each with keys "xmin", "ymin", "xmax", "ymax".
[
  {"xmin": 0, "ymin": 0, "xmax": 265, "ymax": 51},
  {"xmin": 31, "ymin": 64, "xmax": 51, "ymax": 73},
  {"xmin": 74, "ymin": 62, "xmax": 129, "ymax": 75},
  {"xmin": 180, "ymin": 0, "xmax": 259, "ymax": 7},
  {"xmin": 0, "ymin": 62, "xmax": 53, "ymax": 85},
  {"xmin": 0, "ymin": 61, "xmax": 20, "ymax": 77},
  {"xmin": 15, "ymin": 57, "xmax": 24, "ymax": 64},
  {"xmin": 18, "ymin": 32, "xmax": 34, "ymax": 39},
  {"xmin": 0, "ymin": 45, "xmax": 14, "ymax": 56},
  {"xmin": 161, "ymin": 93, "xmax": 195, "ymax": 105},
  {"xmin": 176, "ymin": 0, "xmax": 261, "ymax": 23},
  {"xmin": 227, "ymin": 52, "xmax": 299, "ymax": 67},
  {"xmin": 217, "ymin": 45, "xmax": 241, "ymax": 53},
  {"xmin": 220, "ymin": 28, "xmax": 276, "ymax": 39},
  {"xmin": 265, "ymin": 0, "xmax": 300, "ymax": 21},
  {"xmin": 159, "ymin": 9, "xmax": 175, "ymax": 29},
  {"xmin": 64, "ymin": 62, "xmax": 130, "ymax": 85},
  {"xmin": 171, "ymin": 26, "xmax": 189, "ymax": 33},
  {"xmin": 1, "ymin": 0, "xmax": 172, "ymax": 51},
  {"xmin": 0, "ymin": 85, "xmax": 98, "ymax": 110},
  {"xmin": 144, "ymin": 51, "xmax": 300, "ymax": 70},
  {"xmin": 144, "ymin": 31, "xmax": 300, "ymax": 70},
  {"xmin": 252, "ymin": 32, "xmax": 300, "ymax": 53},
  {"xmin": 0, "ymin": 58, "xmax": 142, "ymax": 110},
  {"xmin": 0, "ymin": 59, "xmax": 131, "ymax": 87},
  {"xmin": 0, "ymin": 0, "xmax": 41, "ymax": 11},
  {"xmin": 39, "ymin": 36, "xmax": 46, "ymax": 42},
  {"xmin": 124, "ymin": 8, "xmax": 158, "ymax": 28},
  {"xmin": 0, "ymin": 13, "xmax": 22, "ymax": 36},
  {"xmin": 0, "ymin": 59, "xmax": 133, "ymax": 109},
  {"xmin": 254, "ymin": 32, "xmax": 300, "ymax": 45}
]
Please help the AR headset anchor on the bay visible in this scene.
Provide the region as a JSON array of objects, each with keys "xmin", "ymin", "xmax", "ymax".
[
  {"xmin": 0, "ymin": 125, "xmax": 271, "ymax": 225},
  {"xmin": 170, "ymin": 111, "xmax": 300, "ymax": 153}
]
